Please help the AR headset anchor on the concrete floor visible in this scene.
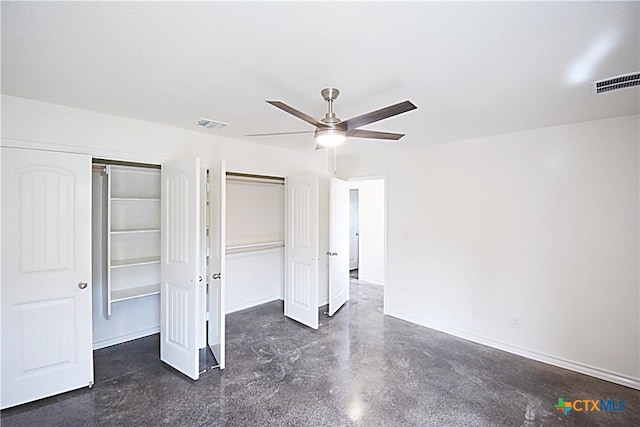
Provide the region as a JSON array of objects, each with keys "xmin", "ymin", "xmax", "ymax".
[{"xmin": 2, "ymin": 280, "xmax": 638, "ymax": 426}]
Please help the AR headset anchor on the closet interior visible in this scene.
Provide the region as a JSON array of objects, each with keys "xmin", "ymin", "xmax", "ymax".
[
  {"xmin": 92, "ymin": 161, "xmax": 163, "ymax": 348},
  {"xmin": 224, "ymin": 172, "xmax": 285, "ymax": 314},
  {"xmin": 91, "ymin": 162, "xmax": 287, "ymax": 349}
]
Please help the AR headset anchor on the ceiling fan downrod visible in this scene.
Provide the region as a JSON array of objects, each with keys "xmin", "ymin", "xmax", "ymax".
[{"xmin": 321, "ymin": 87, "xmax": 340, "ymax": 125}]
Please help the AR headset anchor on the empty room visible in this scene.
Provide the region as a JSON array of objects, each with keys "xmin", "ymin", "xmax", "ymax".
[{"xmin": 1, "ymin": 1, "xmax": 638, "ymax": 426}]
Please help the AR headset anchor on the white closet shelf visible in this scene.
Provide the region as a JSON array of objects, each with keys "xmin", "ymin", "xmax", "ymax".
[
  {"xmin": 111, "ymin": 283, "xmax": 160, "ymax": 303},
  {"xmin": 110, "ymin": 228, "xmax": 161, "ymax": 235},
  {"xmin": 226, "ymin": 241, "xmax": 284, "ymax": 255},
  {"xmin": 110, "ymin": 256, "xmax": 161, "ymax": 268}
]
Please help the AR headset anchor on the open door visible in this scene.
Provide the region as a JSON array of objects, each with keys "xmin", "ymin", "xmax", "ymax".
[
  {"xmin": 285, "ymin": 175, "xmax": 319, "ymax": 329},
  {"xmin": 328, "ymin": 177, "xmax": 350, "ymax": 316},
  {"xmin": 208, "ymin": 162, "xmax": 226, "ymax": 369},
  {"xmin": 1, "ymin": 148, "xmax": 93, "ymax": 409},
  {"xmin": 160, "ymin": 158, "xmax": 201, "ymax": 380}
]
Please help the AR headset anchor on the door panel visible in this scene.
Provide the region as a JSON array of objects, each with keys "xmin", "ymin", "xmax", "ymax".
[
  {"xmin": 328, "ymin": 178, "xmax": 349, "ymax": 316},
  {"xmin": 160, "ymin": 158, "xmax": 200, "ymax": 380},
  {"xmin": 197, "ymin": 168, "xmax": 207, "ymax": 350},
  {"xmin": 208, "ymin": 162, "xmax": 226, "ymax": 369},
  {"xmin": 285, "ymin": 175, "xmax": 319, "ymax": 329},
  {"xmin": 1, "ymin": 147, "xmax": 93, "ymax": 409}
]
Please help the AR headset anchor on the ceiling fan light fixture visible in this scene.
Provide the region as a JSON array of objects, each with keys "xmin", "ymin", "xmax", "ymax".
[{"xmin": 314, "ymin": 128, "xmax": 346, "ymax": 147}]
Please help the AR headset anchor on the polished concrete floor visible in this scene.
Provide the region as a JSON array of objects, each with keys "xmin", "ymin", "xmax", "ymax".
[{"xmin": 2, "ymin": 280, "xmax": 638, "ymax": 426}]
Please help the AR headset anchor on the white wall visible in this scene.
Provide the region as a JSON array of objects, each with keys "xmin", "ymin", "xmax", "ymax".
[
  {"xmin": 226, "ymin": 180, "xmax": 284, "ymax": 246},
  {"xmin": 1, "ymin": 95, "xmax": 323, "ymax": 176},
  {"xmin": 226, "ymin": 248, "xmax": 284, "ymax": 313},
  {"xmin": 339, "ymin": 115, "xmax": 640, "ymax": 389},
  {"xmin": 1, "ymin": 95, "xmax": 324, "ymax": 346},
  {"xmin": 350, "ymin": 179, "xmax": 385, "ymax": 286}
]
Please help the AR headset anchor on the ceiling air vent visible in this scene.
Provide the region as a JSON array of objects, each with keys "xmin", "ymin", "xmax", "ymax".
[
  {"xmin": 592, "ymin": 72, "xmax": 640, "ymax": 94},
  {"xmin": 197, "ymin": 118, "xmax": 228, "ymax": 130}
]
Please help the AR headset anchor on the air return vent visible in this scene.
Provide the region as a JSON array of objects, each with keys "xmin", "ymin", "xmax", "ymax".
[
  {"xmin": 592, "ymin": 72, "xmax": 640, "ymax": 94},
  {"xmin": 197, "ymin": 118, "xmax": 228, "ymax": 129}
]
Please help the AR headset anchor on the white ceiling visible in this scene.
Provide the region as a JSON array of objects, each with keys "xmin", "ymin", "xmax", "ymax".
[{"xmin": 2, "ymin": 1, "xmax": 638, "ymax": 155}]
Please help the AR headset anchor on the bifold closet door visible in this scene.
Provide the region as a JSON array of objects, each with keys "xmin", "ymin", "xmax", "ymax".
[
  {"xmin": 284, "ymin": 174, "xmax": 319, "ymax": 329},
  {"xmin": 1, "ymin": 147, "xmax": 93, "ymax": 409},
  {"xmin": 208, "ymin": 161, "xmax": 226, "ymax": 369},
  {"xmin": 328, "ymin": 177, "xmax": 350, "ymax": 316},
  {"xmin": 160, "ymin": 158, "xmax": 201, "ymax": 380}
]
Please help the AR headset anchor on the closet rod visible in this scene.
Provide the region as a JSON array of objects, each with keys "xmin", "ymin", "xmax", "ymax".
[
  {"xmin": 226, "ymin": 171, "xmax": 285, "ymax": 185},
  {"xmin": 93, "ymin": 158, "xmax": 161, "ymax": 169}
]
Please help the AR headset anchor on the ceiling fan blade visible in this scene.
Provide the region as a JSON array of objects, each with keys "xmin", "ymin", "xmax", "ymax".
[
  {"xmin": 346, "ymin": 129, "xmax": 405, "ymax": 140},
  {"xmin": 266, "ymin": 101, "xmax": 328, "ymax": 128},
  {"xmin": 337, "ymin": 100, "xmax": 417, "ymax": 131},
  {"xmin": 245, "ymin": 130, "xmax": 315, "ymax": 137}
]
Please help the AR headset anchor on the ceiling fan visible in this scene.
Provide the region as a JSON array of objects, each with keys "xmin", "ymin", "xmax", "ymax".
[{"xmin": 247, "ymin": 88, "xmax": 417, "ymax": 148}]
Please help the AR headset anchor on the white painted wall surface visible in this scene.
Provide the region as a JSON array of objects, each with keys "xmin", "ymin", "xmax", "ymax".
[
  {"xmin": 1, "ymin": 95, "xmax": 323, "ymax": 176},
  {"xmin": 226, "ymin": 180, "xmax": 284, "ymax": 247},
  {"xmin": 226, "ymin": 248, "xmax": 284, "ymax": 313},
  {"xmin": 350, "ymin": 179, "xmax": 385, "ymax": 286},
  {"xmin": 1, "ymin": 95, "xmax": 324, "ymax": 347},
  {"xmin": 339, "ymin": 115, "xmax": 640, "ymax": 388}
]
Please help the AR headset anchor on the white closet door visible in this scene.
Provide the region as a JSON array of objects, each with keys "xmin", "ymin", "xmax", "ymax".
[
  {"xmin": 197, "ymin": 167, "xmax": 207, "ymax": 350},
  {"xmin": 285, "ymin": 175, "xmax": 319, "ymax": 329},
  {"xmin": 328, "ymin": 177, "xmax": 350, "ymax": 316},
  {"xmin": 1, "ymin": 147, "xmax": 93, "ymax": 409},
  {"xmin": 160, "ymin": 158, "xmax": 201, "ymax": 380},
  {"xmin": 208, "ymin": 161, "xmax": 226, "ymax": 369}
]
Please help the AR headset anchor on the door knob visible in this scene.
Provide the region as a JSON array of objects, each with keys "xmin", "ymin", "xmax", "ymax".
[
  {"xmin": 325, "ymin": 251, "xmax": 338, "ymax": 256},
  {"xmin": 78, "ymin": 281, "xmax": 88, "ymax": 290},
  {"xmin": 212, "ymin": 273, "xmax": 221, "ymax": 280},
  {"xmin": 198, "ymin": 276, "xmax": 203, "ymax": 282}
]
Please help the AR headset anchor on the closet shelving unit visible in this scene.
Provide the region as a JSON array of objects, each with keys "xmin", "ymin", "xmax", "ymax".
[{"xmin": 105, "ymin": 164, "xmax": 161, "ymax": 316}]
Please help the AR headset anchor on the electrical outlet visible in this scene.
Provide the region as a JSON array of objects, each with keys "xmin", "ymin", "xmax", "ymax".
[{"xmin": 511, "ymin": 317, "xmax": 521, "ymax": 329}]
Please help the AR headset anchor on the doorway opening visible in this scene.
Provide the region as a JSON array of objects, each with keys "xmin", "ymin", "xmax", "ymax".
[{"xmin": 349, "ymin": 178, "xmax": 386, "ymax": 287}]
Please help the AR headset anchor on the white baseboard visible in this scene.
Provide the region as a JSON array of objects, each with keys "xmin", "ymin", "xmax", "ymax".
[
  {"xmin": 92, "ymin": 326, "xmax": 160, "ymax": 350},
  {"xmin": 226, "ymin": 295, "xmax": 281, "ymax": 314},
  {"xmin": 318, "ymin": 297, "xmax": 329, "ymax": 307},
  {"xmin": 385, "ymin": 309, "xmax": 640, "ymax": 390}
]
